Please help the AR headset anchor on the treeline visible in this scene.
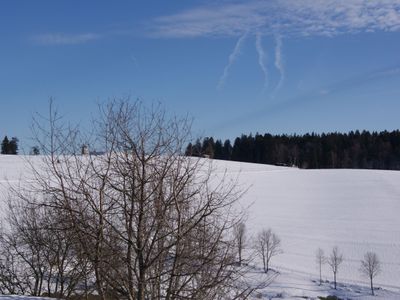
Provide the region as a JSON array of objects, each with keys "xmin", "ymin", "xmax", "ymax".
[{"xmin": 185, "ymin": 130, "xmax": 400, "ymax": 170}]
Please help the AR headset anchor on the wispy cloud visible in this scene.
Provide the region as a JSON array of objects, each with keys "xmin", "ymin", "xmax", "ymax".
[
  {"xmin": 255, "ymin": 32, "xmax": 268, "ymax": 89},
  {"xmin": 150, "ymin": 0, "xmax": 400, "ymax": 38},
  {"xmin": 273, "ymin": 35, "xmax": 284, "ymax": 93},
  {"xmin": 213, "ymin": 64, "xmax": 400, "ymax": 130},
  {"xmin": 369, "ymin": 67, "xmax": 400, "ymax": 79},
  {"xmin": 31, "ymin": 33, "xmax": 101, "ymax": 45},
  {"xmin": 217, "ymin": 32, "xmax": 248, "ymax": 89},
  {"xmin": 151, "ymin": 0, "xmax": 400, "ymax": 92}
]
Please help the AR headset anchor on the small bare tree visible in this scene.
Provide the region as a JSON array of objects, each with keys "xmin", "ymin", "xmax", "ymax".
[
  {"xmin": 234, "ymin": 222, "xmax": 246, "ymax": 265},
  {"xmin": 360, "ymin": 251, "xmax": 381, "ymax": 295},
  {"xmin": 327, "ymin": 246, "xmax": 343, "ymax": 290},
  {"xmin": 255, "ymin": 228, "xmax": 281, "ymax": 273},
  {"xmin": 315, "ymin": 248, "xmax": 325, "ymax": 285}
]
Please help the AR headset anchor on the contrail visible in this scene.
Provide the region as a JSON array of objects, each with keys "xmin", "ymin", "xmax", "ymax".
[
  {"xmin": 217, "ymin": 32, "xmax": 248, "ymax": 90},
  {"xmin": 273, "ymin": 34, "xmax": 284, "ymax": 93},
  {"xmin": 255, "ymin": 32, "xmax": 268, "ymax": 90}
]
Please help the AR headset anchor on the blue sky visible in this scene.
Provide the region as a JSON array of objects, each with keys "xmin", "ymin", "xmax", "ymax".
[{"xmin": 1, "ymin": 1, "xmax": 400, "ymax": 151}]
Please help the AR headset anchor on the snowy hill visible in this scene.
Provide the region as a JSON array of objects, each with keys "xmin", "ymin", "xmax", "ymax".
[
  {"xmin": 213, "ymin": 159, "xmax": 400, "ymax": 298},
  {"xmin": 1, "ymin": 155, "xmax": 400, "ymax": 299}
]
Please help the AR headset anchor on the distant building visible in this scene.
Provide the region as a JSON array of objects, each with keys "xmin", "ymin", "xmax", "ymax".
[{"xmin": 81, "ymin": 144, "xmax": 89, "ymax": 155}]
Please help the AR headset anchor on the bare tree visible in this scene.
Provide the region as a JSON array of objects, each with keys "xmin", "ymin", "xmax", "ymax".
[
  {"xmin": 327, "ymin": 246, "xmax": 343, "ymax": 289},
  {"xmin": 0, "ymin": 194, "xmax": 90, "ymax": 298},
  {"xmin": 360, "ymin": 251, "xmax": 381, "ymax": 295},
  {"xmin": 315, "ymin": 248, "xmax": 325, "ymax": 286},
  {"xmin": 234, "ymin": 222, "xmax": 246, "ymax": 265},
  {"xmin": 255, "ymin": 228, "xmax": 282, "ymax": 273},
  {"xmin": 25, "ymin": 99, "xmax": 259, "ymax": 300}
]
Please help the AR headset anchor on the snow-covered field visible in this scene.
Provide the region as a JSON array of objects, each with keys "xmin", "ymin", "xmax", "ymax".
[
  {"xmin": 214, "ymin": 159, "xmax": 400, "ymax": 299},
  {"xmin": 1, "ymin": 155, "xmax": 400, "ymax": 299}
]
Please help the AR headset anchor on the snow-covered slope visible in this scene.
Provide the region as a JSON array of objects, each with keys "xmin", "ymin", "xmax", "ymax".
[
  {"xmin": 212, "ymin": 159, "xmax": 400, "ymax": 298},
  {"xmin": 1, "ymin": 155, "xmax": 400, "ymax": 299}
]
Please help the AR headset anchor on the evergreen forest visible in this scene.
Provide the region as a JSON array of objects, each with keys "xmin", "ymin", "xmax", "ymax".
[{"xmin": 185, "ymin": 130, "xmax": 400, "ymax": 170}]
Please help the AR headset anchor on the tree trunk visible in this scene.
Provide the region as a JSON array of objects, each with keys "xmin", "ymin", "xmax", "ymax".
[
  {"xmin": 94, "ymin": 264, "xmax": 105, "ymax": 300},
  {"xmin": 262, "ymin": 253, "xmax": 266, "ymax": 273},
  {"xmin": 370, "ymin": 276, "xmax": 374, "ymax": 295},
  {"xmin": 333, "ymin": 272, "xmax": 336, "ymax": 289},
  {"xmin": 238, "ymin": 245, "xmax": 242, "ymax": 265},
  {"xmin": 319, "ymin": 264, "xmax": 322, "ymax": 285}
]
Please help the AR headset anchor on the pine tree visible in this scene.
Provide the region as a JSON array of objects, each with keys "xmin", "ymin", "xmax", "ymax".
[
  {"xmin": 185, "ymin": 142, "xmax": 194, "ymax": 156},
  {"xmin": 9, "ymin": 137, "xmax": 18, "ymax": 154},
  {"xmin": 222, "ymin": 139, "xmax": 232, "ymax": 160},
  {"xmin": 1, "ymin": 136, "xmax": 9, "ymax": 154},
  {"xmin": 201, "ymin": 137, "xmax": 215, "ymax": 158},
  {"xmin": 214, "ymin": 140, "xmax": 223, "ymax": 159}
]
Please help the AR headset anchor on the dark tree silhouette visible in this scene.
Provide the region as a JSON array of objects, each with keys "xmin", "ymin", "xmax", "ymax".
[
  {"xmin": 186, "ymin": 130, "xmax": 400, "ymax": 170},
  {"xmin": 1, "ymin": 136, "xmax": 18, "ymax": 155}
]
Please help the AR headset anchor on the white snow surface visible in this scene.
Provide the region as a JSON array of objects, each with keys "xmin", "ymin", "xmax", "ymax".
[{"xmin": 1, "ymin": 155, "xmax": 400, "ymax": 299}]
